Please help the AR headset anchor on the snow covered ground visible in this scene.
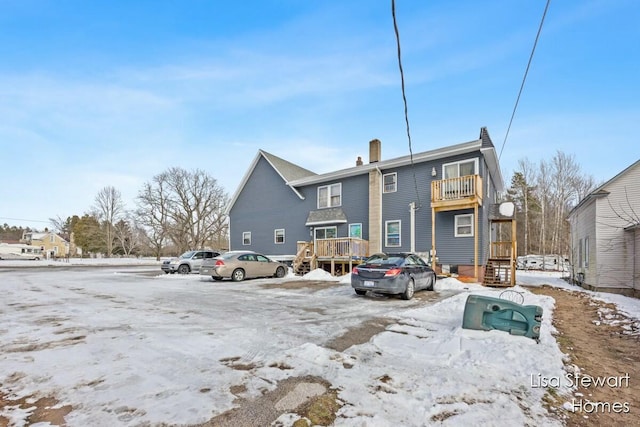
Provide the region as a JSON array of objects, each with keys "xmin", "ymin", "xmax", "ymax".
[{"xmin": 0, "ymin": 261, "xmax": 638, "ymax": 426}]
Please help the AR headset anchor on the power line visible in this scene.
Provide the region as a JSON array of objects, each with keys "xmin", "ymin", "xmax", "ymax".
[
  {"xmin": 499, "ymin": 0, "xmax": 551, "ymax": 160},
  {"xmin": 0, "ymin": 216, "xmax": 50, "ymax": 224},
  {"xmin": 391, "ymin": 0, "xmax": 421, "ymax": 208}
]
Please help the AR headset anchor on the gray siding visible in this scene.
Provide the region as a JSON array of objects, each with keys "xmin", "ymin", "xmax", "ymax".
[
  {"xmin": 229, "ymin": 156, "xmax": 310, "ymax": 255},
  {"xmin": 377, "ymin": 153, "xmax": 492, "ymax": 265},
  {"xmin": 298, "ymin": 174, "xmax": 370, "ymax": 239},
  {"xmin": 380, "ymin": 162, "xmax": 431, "ymax": 252},
  {"xmin": 230, "ymin": 145, "xmax": 501, "ymax": 266}
]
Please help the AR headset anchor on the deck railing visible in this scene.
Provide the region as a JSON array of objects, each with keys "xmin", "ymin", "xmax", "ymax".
[
  {"xmin": 431, "ymin": 175, "xmax": 483, "ymax": 202},
  {"xmin": 314, "ymin": 237, "xmax": 369, "ymax": 259},
  {"xmin": 490, "ymin": 241, "xmax": 513, "ymax": 259}
]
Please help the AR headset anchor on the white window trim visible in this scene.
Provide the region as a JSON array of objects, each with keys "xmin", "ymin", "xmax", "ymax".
[
  {"xmin": 349, "ymin": 223, "xmax": 362, "ymax": 239},
  {"xmin": 274, "ymin": 229, "xmax": 285, "ymax": 244},
  {"xmin": 454, "ymin": 214, "xmax": 474, "ymax": 237},
  {"xmin": 385, "ymin": 220, "xmax": 401, "ymax": 247},
  {"xmin": 242, "ymin": 231, "xmax": 251, "ymax": 245},
  {"xmin": 583, "ymin": 236, "xmax": 589, "ymax": 268},
  {"xmin": 442, "ymin": 158, "xmax": 479, "ymax": 178},
  {"xmin": 314, "ymin": 226, "xmax": 337, "ymax": 240},
  {"xmin": 317, "ymin": 183, "xmax": 342, "ymax": 209},
  {"xmin": 383, "ymin": 172, "xmax": 397, "ymax": 193}
]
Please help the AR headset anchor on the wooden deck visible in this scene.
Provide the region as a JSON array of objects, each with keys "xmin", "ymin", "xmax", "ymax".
[{"xmin": 294, "ymin": 238, "xmax": 369, "ymax": 276}]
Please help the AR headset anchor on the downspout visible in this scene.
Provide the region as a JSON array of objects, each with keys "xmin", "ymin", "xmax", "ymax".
[{"xmin": 409, "ymin": 202, "xmax": 416, "ymax": 252}]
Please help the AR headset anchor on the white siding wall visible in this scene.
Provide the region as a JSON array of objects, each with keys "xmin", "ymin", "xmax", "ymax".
[
  {"xmin": 570, "ymin": 199, "xmax": 597, "ymax": 286},
  {"xmin": 594, "ymin": 163, "xmax": 640, "ymax": 290},
  {"xmin": 634, "ymin": 228, "xmax": 640, "ymax": 291}
]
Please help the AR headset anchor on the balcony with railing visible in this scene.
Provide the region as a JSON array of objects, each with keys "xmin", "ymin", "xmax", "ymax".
[{"xmin": 431, "ymin": 174, "xmax": 483, "ymax": 211}]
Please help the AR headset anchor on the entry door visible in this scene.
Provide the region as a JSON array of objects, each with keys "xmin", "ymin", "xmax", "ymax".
[
  {"xmin": 443, "ymin": 159, "xmax": 477, "ymax": 198},
  {"xmin": 314, "ymin": 226, "xmax": 337, "ymax": 256}
]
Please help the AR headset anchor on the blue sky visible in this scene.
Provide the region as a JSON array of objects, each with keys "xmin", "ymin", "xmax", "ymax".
[{"xmin": 1, "ymin": 0, "xmax": 639, "ymax": 229}]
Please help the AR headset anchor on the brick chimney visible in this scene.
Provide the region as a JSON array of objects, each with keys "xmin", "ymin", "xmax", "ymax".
[{"xmin": 369, "ymin": 139, "xmax": 381, "ymax": 163}]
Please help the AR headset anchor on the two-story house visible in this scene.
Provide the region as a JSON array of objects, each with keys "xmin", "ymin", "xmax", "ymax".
[
  {"xmin": 21, "ymin": 230, "xmax": 70, "ymax": 259},
  {"xmin": 567, "ymin": 159, "xmax": 640, "ymax": 296},
  {"xmin": 227, "ymin": 127, "xmax": 506, "ymax": 281}
]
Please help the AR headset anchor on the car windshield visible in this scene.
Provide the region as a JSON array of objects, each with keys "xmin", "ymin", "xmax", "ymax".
[
  {"xmin": 179, "ymin": 251, "xmax": 196, "ymax": 259},
  {"xmin": 364, "ymin": 255, "xmax": 404, "ymax": 266}
]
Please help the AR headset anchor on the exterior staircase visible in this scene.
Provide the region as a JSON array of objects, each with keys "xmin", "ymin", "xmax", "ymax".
[{"xmin": 483, "ymin": 258, "xmax": 513, "ymax": 287}]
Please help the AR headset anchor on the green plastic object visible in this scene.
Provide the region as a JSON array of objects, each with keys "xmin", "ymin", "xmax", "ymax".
[{"xmin": 462, "ymin": 294, "xmax": 542, "ymax": 341}]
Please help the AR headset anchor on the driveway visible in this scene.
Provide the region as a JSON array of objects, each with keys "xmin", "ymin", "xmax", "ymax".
[{"xmin": 0, "ymin": 266, "xmax": 459, "ymax": 426}]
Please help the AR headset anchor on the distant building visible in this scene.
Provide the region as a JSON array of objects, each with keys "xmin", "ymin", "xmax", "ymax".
[{"xmin": 21, "ymin": 230, "xmax": 70, "ymax": 259}]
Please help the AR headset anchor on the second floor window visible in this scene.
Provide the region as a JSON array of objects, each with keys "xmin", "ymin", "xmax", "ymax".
[
  {"xmin": 318, "ymin": 183, "xmax": 341, "ymax": 208},
  {"xmin": 383, "ymin": 173, "xmax": 397, "ymax": 193},
  {"xmin": 275, "ymin": 229, "xmax": 285, "ymax": 244}
]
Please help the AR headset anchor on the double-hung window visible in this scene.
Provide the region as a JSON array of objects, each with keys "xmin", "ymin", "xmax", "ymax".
[
  {"xmin": 454, "ymin": 214, "xmax": 474, "ymax": 237},
  {"xmin": 385, "ymin": 220, "xmax": 401, "ymax": 247},
  {"xmin": 242, "ymin": 232, "xmax": 251, "ymax": 245},
  {"xmin": 274, "ymin": 229, "xmax": 285, "ymax": 244},
  {"xmin": 318, "ymin": 183, "xmax": 341, "ymax": 208},
  {"xmin": 383, "ymin": 173, "xmax": 397, "ymax": 193}
]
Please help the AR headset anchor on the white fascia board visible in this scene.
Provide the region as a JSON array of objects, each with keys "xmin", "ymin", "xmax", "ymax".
[
  {"xmin": 226, "ymin": 151, "xmax": 306, "ymax": 215},
  {"xmin": 289, "ymin": 140, "xmax": 481, "ymax": 187},
  {"xmin": 480, "ymin": 146, "xmax": 505, "ymax": 193}
]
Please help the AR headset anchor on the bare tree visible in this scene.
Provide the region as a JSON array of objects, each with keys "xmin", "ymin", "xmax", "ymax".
[
  {"xmin": 507, "ymin": 151, "xmax": 597, "ymax": 263},
  {"xmin": 136, "ymin": 178, "xmax": 171, "ymax": 260},
  {"xmin": 136, "ymin": 167, "xmax": 228, "ymax": 257},
  {"xmin": 164, "ymin": 167, "xmax": 228, "ymax": 251},
  {"xmin": 113, "ymin": 214, "xmax": 143, "ymax": 256},
  {"xmin": 92, "ymin": 186, "xmax": 125, "ymax": 257}
]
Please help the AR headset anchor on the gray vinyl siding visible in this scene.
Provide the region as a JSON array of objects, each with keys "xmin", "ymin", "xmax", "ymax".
[
  {"xmin": 380, "ymin": 162, "xmax": 431, "ymax": 252},
  {"xmin": 434, "ymin": 209, "xmax": 479, "ymax": 265},
  {"xmin": 229, "ymin": 156, "xmax": 310, "ymax": 255},
  {"xmin": 229, "ymin": 145, "xmax": 501, "ymax": 265},
  {"xmin": 378, "ymin": 153, "xmax": 492, "ymax": 265},
  {"xmin": 298, "ymin": 173, "xmax": 370, "ymax": 240}
]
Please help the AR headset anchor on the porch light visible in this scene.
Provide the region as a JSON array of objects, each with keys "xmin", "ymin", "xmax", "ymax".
[{"xmin": 431, "ymin": 167, "xmax": 437, "ymax": 177}]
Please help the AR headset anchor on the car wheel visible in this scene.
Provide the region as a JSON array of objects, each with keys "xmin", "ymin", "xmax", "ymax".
[
  {"xmin": 275, "ymin": 266, "xmax": 286, "ymax": 278},
  {"xmin": 401, "ymin": 279, "xmax": 415, "ymax": 300},
  {"xmin": 232, "ymin": 268, "xmax": 245, "ymax": 282},
  {"xmin": 354, "ymin": 289, "xmax": 366, "ymax": 296},
  {"xmin": 177, "ymin": 264, "xmax": 190, "ymax": 274},
  {"xmin": 428, "ymin": 273, "xmax": 435, "ymax": 290}
]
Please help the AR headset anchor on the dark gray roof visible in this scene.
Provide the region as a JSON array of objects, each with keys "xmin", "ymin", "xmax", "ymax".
[
  {"xmin": 305, "ymin": 207, "xmax": 348, "ymax": 226},
  {"xmin": 260, "ymin": 150, "xmax": 316, "ymax": 182}
]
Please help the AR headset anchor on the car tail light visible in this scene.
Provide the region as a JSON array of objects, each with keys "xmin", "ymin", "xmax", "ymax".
[
  {"xmin": 215, "ymin": 260, "xmax": 225, "ymax": 266},
  {"xmin": 351, "ymin": 267, "xmax": 359, "ymax": 275},
  {"xmin": 384, "ymin": 268, "xmax": 402, "ymax": 277}
]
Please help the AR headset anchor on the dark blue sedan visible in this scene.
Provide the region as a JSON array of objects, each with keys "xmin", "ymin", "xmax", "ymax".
[{"xmin": 351, "ymin": 253, "xmax": 436, "ymax": 300}]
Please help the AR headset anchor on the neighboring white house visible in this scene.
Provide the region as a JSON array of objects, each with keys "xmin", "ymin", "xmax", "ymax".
[{"xmin": 567, "ymin": 159, "xmax": 640, "ymax": 297}]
